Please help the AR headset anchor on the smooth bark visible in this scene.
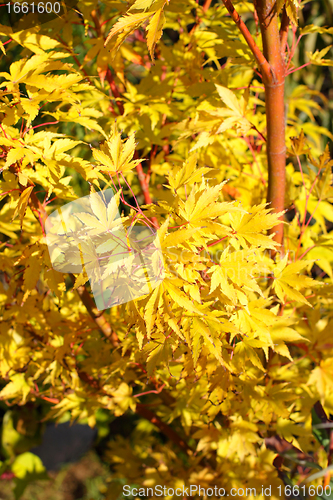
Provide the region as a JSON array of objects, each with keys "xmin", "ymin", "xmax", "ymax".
[
  {"xmin": 222, "ymin": 0, "xmax": 287, "ymax": 246},
  {"xmin": 256, "ymin": 0, "xmax": 286, "ymax": 246}
]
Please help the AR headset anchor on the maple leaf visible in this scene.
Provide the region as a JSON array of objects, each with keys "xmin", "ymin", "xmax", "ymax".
[
  {"xmin": 177, "ymin": 182, "xmax": 243, "ymax": 230},
  {"xmin": 0, "ymin": 374, "xmax": 32, "ymax": 404},
  {"xmin": 146, "ymin": 9, "xmax": 165, "ymax": 63},
  {"xmin": 272, "ymin": 255, "xmax": 318, "ymax": 305},
  {"xmin": 144, "ymin": 285, "xmax": 161, "ymax": 338},
  {"xmin": 209, "ymin": 247, "xmax": 268, "ymax": 306},
  {"xmin": 75, "ymin": 189, "xmax": 123, "ymax": 236},
  {"xmin": 167, "ymin": 155, "xmax": 212, "ymax": 192},
  {"xmin": 308, "ymin": 359, "xmax": 333, "ymax": 400},
  {"xmin": 0, "ymin": 40, "xmax": 5, "ymax": 55},
  {"xmin": 191, "ymin": 317, "xmax": 230, "ymax": 369},
  {"xmin": 105, "ymin": 12, "xmax": 152, "ymax": 52},
  {"xmin": 228, "ymin": 204, "xmax": 282, "ymax": 250},
  {"xmin": 163, "ymin": 280, "xmax": 204, "ymax": 316},
  {"xmin": 144, "ymin": 331, "xmax": 173, "ymax": 377},
  {"xmin": 92, "ymin": 125, "xmax": 141, "ymax": 176},
  {"xmin": 12, "ymin": 186, "xmax": 34, "ymax": 228}
]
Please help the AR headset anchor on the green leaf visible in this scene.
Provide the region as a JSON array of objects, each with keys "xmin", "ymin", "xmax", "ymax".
[
  {"xmin": 11, "ymin": 452, "xmax": 49, "ymax": 500},
  {"xmin": 311, "ymin": 407, "xmax": 330, "ymax": 450}
]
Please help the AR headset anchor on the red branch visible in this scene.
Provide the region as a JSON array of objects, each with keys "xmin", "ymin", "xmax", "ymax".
[
  {"xmin": 221, "ymin": 0, "xmax": 271, "ymax": 81},
  {"xmin": 90, "ymin": 10, "xmax": 157, "ymax": 223},
  {"xmin": 136, "ymin": 403, "xmax": 192, "ymax": 454},
  {"xmin": 75, "ymin": 371, "xmax": 191, "ymax": 454},
  {"xmin": 279, "ymin": 6, "xmax": 290, "ymax": 57}
]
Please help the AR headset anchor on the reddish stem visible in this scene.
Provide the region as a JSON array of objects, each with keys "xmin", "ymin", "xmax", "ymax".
[
  {"xmin": 286, "ymin": 62, "xmax": 311, "ymax": 75},
  {"xmin": 136, "ymin": 403, "xmax": 192, "ymax": 453},
  {"xmin": 221, "ymin": 0, "xmax": 272, "ymax": 81},
  {"xmin": 105, "ymin": 68, "xmax": 124, "ymax": 115},
  {"xmin": 24, "ymin": 121, "xmax": 59, "ymax": 135},
  {"xmin": 202, "ymin": 0, "xmax": 212, "ymax": 12},
  {"xmin": 279, "ymin": 7, "xmax": 289, "ymax": 57}
]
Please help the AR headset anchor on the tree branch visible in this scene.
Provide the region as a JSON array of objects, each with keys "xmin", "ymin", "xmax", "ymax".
[
  {"xmin": 313, "ymin": 400, "xmax": 330, "ymax": 424},
  {"xmin": 135, "ymin": 403, "xmax": 193, "ymax": 454},
  {"xmin": 68, "ymin": 274, "xmax": 119, "ymax": 346},
  {"xmin": 279, "ymin": 6, "xmax": 290, "ymax": 57},
  {"xmin": 105, "ymin": 67, "xmax": 125, "ymax": 115},
  {"xmin": 202, "ymin": 0, "xmax": 212, "ymax": 12},
  {"xmin": 76, "ymin": 370, "xmax": 192, "ymax": 454},
  {"xmin": 90, "ymin": 8, "xmax": 158, "ymax": 224},
  {"xmin": 27, "ymin": 187, "xmax": 119, "ymax": 346},
  {"xmin": 221, "ymin": 0, "xmax": 272, "ymax": 81},
  {"xmin": 326, "ymin": 430, "xmax": 333, "ymax": 487}
]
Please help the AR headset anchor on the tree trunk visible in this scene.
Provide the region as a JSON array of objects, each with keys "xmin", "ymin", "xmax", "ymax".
[
  {"xmin": 222, "ymin": 0, "xmax": 287, "ymax": 247},
  {"xmin": 255, "ymin": 0, "xmax": 286, "ymax": 247}
]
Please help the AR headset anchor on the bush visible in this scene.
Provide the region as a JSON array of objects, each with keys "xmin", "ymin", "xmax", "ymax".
[{"xmin": 0, "ymin": 0, "xmax": 333, "ymax": 498}]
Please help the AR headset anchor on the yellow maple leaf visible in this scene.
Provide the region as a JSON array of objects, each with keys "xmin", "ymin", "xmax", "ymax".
[
  {"xmin": 229, "ymin": 204, "xmax": 282, "ymax": 250},
  {"xmin": 12, "ymin": 186, "xmax": 34, "ymax": 228},
  {"xmin": 272, "ymin": 255, "xmax": 317, "ymax": 305},
  {"xmin": 92, "ymin": 125, "xmax": 141, "ymax": 176},
  {"xmin": 146, "ymin": 8, "xmax": 165, "ymax": 62}
]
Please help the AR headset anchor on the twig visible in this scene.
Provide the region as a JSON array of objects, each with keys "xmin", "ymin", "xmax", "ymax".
[
  {"xmin": 68, "ymin": 275, "xmax": 119, "ymax": 346},
  {"xmin": 26, "ymin": 184, "xmax": 120, "ymax": 345},
  {"xmin": 136, "ymin": 403, "xmax": 193, "ymax": 454},
  {"xmin": 202, "ymin": 0, "xmax": 212, "ymax": 12},
  {"xmin": 325, "ymin": 430, "xmax": 333, "ymax": 487},
  {"xmin": 105, "ymin": 67, "xmax": 125, "ymax": 115},
  {"xmin": 76, "ymin": 370, "xmax": 191, "ymax": 454},
  {"xmin": 90, "ymin": 10, "xmax": 158, "ymax": 222},
  {"xmin": 221, "ymin": 0, "xmax": 272, "ymax": 82},
  {"xmin": 279, "ymin": 6, "xmax": 290, "ymax": 57}
]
